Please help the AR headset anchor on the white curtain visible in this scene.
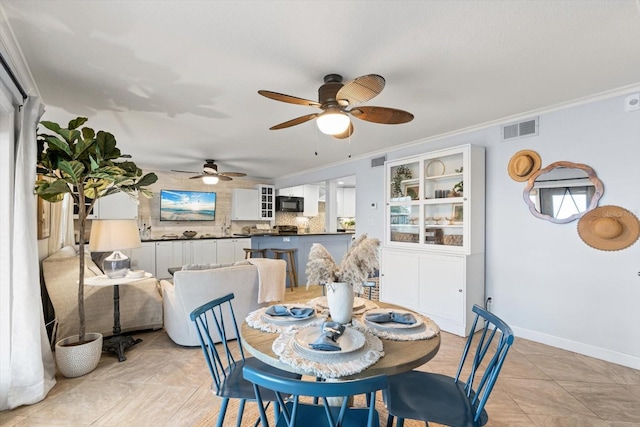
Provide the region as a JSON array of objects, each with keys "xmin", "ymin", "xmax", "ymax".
[
  {"xmin": 2, "ymin": 96, "xmax": 56, "ymax": 410},
  {"xmin": 48, "ymin": 193, "xmax": 75, "ymax": 254}
]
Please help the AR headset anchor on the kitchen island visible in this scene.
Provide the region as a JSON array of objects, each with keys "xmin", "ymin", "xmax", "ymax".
[{"xmin": 251, "ymin": 233, "xmax": 353, "ymax": 288}]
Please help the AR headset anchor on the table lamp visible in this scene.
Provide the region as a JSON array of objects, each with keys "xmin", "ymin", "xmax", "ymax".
[{"xmin": 89, "ymin": 219, "xmax": 142, "ymax": 278}]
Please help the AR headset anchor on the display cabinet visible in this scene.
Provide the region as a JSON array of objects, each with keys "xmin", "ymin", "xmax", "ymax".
[
  {"xmin": 381, "ymin": 144, "xmax": 485, "ymax": 337},
  {"xmin": 385, "ymin": 144, "xmax": 485, "ymax": 255},
  {"xmin": 257, "ymin": 184, "xmax": 275, "ymax": 220}
]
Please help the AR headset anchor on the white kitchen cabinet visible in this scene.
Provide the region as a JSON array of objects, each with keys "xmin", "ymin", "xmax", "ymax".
[
  {"xmin": 74, "ymin": 192, "xmax": 138, "ymax": 219},
  {"xmin": 231, "ymin": 188, "xmax": 259, "ymax": 221},
  {"xmin": 302, "ymin": 184, "xmax": 319, "ymax": 217},
  {"xmin": 381, "ymin": 144, "xmax": 485, "ymax": 337},
  {"xmin": 337, "ymin": 187, "xmax": 356, "ymax": 217},
  {"xmin": 155, "ymin": 241, "xmax": 183, "ymax": 279},
  {"xmin": 277, "ymin": 186, "xmax": 304, "ymax": 197},
  {"xmin": 126, "ymin": 241, "xmax": 156, "ymax": 276},
  {"xmin": 97, "ymin": 192, "xmax": 138, "ymax": 219},
  {"xmin": 216, "ymin": 238, "xmax": 250, "ymax": 264},
  {"xmin": 278, "ymin": 185, "xmax": 319, "ymax": 216},
  {"xmin": 184, "ymin": 239, "xmax": 217, "ymax": 265}
]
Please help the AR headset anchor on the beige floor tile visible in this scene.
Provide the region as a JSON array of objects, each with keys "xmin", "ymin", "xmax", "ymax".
[
  {"xmin": 2, "ymin": 286, "xmax": 636, "ymax": 427},
  {"xmin": 558, "ymin": 381, "xmax": 640, "ymax": 424},
  {"xmin": 498, "ymin": 377, "xmax": 595, "ymax": 417}
]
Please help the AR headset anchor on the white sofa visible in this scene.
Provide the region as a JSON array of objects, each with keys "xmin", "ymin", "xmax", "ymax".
[
  {"xmin": 160, "ymin": 259, "xmax": 286, "ymax": 346},
  {"xmin": 42, "ymin": 246, "xmax": 164, "ymax": 342}
]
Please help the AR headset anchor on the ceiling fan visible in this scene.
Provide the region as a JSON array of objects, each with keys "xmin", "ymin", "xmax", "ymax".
[
  {"xmin": 172, "ymin": 159, "xmax": 246, "ymax": 184},
  {"xmin": 258, "ymin": 73, "xmax": 414, "ymax": 139}
]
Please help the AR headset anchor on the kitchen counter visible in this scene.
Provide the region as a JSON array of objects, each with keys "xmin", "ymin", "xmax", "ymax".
[
  {"xmin": 139, "ymin": 231, "xmax": 354, "ymax": 242},
  {"xmin": 251, "ymin": 233, "xmax": 353, "ymax": 288}
]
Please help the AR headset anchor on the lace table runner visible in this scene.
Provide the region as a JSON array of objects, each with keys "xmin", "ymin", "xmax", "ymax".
[
  {"xmin": 246, "ymin": 305, "xmax": 328, "ymax": 333},
  {"xmin": 273, "ymin": 326, "xmax": 384, "ymax": 379}
]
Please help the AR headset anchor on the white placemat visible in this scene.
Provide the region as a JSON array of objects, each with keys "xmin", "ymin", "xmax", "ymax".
[
  {"xmin": 307, "ymin": 296, "xmax": 379, "ymax": 316},
  {"xmin": 273, "ymin": 325, "xmax": 384, "ymax": 379},
  {"xmin": 246, "ymin": 305, "xmax": 327, "ymax": 333},
  {"xmin": 352, "ymin": 312, "xmax": 440, "ymax": 341}
]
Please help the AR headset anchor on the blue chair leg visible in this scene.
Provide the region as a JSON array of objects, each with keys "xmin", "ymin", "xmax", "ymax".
[
  {"xmin": 235, "ymin": 399, "xmax": 246, "ymax": 427},
  {"xmin": 216, "ymin": 398, "xmax": 229, "ymax": 427}
]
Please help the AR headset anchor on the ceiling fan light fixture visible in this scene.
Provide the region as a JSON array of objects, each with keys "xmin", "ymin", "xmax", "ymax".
[
  {"xmin": 202, "ymin": 175, "xmax": 219, "ymax": 185},
  {"xmin": 316, "ymin": 110, "xmax": 350, "ymax": 135}
]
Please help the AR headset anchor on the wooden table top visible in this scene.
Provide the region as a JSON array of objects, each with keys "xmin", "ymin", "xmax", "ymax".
[{"xmin": 240, "ymin": 301, "xmax": 441, "ymax": 379}]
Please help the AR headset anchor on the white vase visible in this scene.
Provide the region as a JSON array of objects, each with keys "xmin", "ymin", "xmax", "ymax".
[
  {"xmin": 55, "ymin": 332, "xmax": 103, "ymax": 378},
  {"xmin": 325, "ymin": 282, "xmax": 355, "ymax": 324}
]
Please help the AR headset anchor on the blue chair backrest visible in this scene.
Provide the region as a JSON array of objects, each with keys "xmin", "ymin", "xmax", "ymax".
[
  {"xmin": 244, "ymin": 364, "xmax": 388, "ymax": 427},
  {"xmin": 189, "ymin": 292, "xmax": 245, "ymax": 394},
  {"xmin": 456, "ymin": 304, "xmax": 515, "ymax": 423}
]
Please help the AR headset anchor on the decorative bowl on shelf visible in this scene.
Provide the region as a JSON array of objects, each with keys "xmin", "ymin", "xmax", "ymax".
[{"xmin": 182, "ymin": 230, "xmax": 197, "ymax": 238}]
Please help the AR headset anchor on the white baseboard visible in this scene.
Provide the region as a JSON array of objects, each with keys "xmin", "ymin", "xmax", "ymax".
[{"xmin": 512, "ymin": 326, "xmax": 640, "ymax": 370}]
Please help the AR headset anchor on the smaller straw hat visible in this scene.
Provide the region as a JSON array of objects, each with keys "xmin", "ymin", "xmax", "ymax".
[
  {"xmin": 577, "ymin": 205, "xmax": 640, "ymax": 251},
  {"xmin": 507, "ymin": 150, "xmax": 542, "ymax": 182}
]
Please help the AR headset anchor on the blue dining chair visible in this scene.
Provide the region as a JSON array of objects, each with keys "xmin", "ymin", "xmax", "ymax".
[
  {"xmin": 383, "ymin": 304, "xmax": 515, "ymax": 427},
  {"xmin": 244, "ymin": 364, "xmax": 388, "ymax": 427},
  {"xmin": 190, "ymin": 293, "xmax": 301, "ymax": 427}
]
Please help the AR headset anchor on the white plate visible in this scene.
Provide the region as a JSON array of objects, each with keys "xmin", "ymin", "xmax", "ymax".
[
  {"xmin": 316, "ymin": 296, "xmax": 366, "ymax": 310},
  {"xmin": 293, "ymin": 326, "xmax": 365, "ymax": 356},
  {"xmin": 363, "ymin": 308, "xmax": 424, "ymax": 331},
  {"xmin": 262, "ymin": 305, "xmax": 315, "ymax": 324}
]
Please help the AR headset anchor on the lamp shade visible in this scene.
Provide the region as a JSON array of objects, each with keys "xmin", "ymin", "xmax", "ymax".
[
  {"xmin": 316, "ymin": 109, "xmax": 350, "ymax": 135},
  {"xmin": 89, "ymin": 219, "xmax": 142, "ymax": 252}
]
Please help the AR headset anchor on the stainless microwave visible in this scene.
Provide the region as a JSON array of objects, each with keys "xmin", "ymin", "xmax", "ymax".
[{"xmin": 276, "ymin": 196, "xmax": 304, "ymax": 212}]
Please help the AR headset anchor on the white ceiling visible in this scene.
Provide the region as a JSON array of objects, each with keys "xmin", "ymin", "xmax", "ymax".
[{"xmin": 2, "ymin": 1, "xmax": 640, "ymax": 180}]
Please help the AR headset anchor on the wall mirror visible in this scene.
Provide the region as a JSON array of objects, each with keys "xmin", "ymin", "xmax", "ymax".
[{"xmin": 523, "ymin": 161, "xmax": 603, "ymax": 224}]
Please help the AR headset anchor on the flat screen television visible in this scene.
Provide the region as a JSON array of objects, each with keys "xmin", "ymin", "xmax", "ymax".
[{"xmin": 160, "ymin": 190, "xmax": 216, "ymax": 221}]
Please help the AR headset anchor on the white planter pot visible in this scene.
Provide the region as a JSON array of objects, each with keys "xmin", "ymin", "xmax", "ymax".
[
  {"xmin": 325, "ymin": 282, "xmax": 355, "ymax": 324},
  {"xmin": 55, "ymin": 333, "xmax": 103, "ymax": 378}
]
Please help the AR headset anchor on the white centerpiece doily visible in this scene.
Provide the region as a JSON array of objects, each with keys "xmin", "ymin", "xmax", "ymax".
[
  {"xmin": 273, "ymin": 325, "xmax": 384, "ymax": 379},
  {"xmin": 351, "ymin": 311, "xmax": 440, "ymax": 341},
  {"xmin": 246, "ymin": 305, "xmax": 327, "ymax": 333}
]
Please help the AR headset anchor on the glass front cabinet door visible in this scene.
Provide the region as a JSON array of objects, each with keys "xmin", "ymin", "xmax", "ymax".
[{"xmin": 385, "ymin": 144, "xmax": 485, "ymax": 255}]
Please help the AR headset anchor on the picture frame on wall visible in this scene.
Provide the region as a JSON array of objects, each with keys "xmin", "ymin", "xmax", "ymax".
[{"xmin": 452, "ymin": 203, "xmax": 463, "ymax": 223}]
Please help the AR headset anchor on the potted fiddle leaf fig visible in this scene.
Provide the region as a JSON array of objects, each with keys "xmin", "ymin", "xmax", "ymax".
[{"xmin": 35, "ymin": 116, "xmax": 157, "ymax": 377}]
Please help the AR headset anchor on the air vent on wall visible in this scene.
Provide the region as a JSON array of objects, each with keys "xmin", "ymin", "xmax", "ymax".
[
  {"xmin": 502, "ymin": 117, "xmax": 538, "ymax": 141},
  {"xmin": 371, "ymin": 155, "xmax": 387, "ymax": 167}
]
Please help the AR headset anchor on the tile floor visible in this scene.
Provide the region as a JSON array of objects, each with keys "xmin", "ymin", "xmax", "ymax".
[{"xmin": 2, "ymin": 285, "xmax": 640, "ymax": 426}]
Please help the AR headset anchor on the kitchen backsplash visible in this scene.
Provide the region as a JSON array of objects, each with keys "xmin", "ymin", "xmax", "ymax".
[{"xmin": 275, "ymin": 201, "xmax": 326, "ymax": 233}]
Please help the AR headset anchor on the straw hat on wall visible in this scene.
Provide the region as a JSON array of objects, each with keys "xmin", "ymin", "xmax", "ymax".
[
  {"xmin": 507, "ymin": 150, "xmax": 542, "ymax": 182},
  {"xmin": 577, "ymin": 205, "xmax": 640, "ymax": 251}
]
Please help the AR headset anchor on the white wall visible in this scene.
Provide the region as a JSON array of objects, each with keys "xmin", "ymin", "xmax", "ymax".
[{"xmin": 281, "ymin": 91, "xmax": 640, "ymax": 369}]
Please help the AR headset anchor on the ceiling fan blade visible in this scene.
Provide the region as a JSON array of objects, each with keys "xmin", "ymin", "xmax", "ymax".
[
  {"xmin": 270, "ymin": 113, "xmax": 319, "ymax": 130},
  {"xmin": 332, "ymin": 122, "xmax": 354, "ymax": 140},
  {"xmin": 219, "ymin": 172, "xmax": 247, "ymax": 177},
  {"xmin": 172, "ymin": 169, "xmax": 200, "ymax": 174},
  {"xmin": 258, "ymin": 90, "xmax": 321, "ymax": 108},
  {"xmin": 189, "ymin": 175, "xmax": 204, "ymax": 179},
  {"xmin": 349, "ymin": 106, "xmax": 414, "ymax": 124},
  {"xmin": 336, "ymin": 74, "xmax": 385, "ymax": 107},
  {"xmin": 216, "ymin": 175, "xmax": 233, "ymax": 181}
]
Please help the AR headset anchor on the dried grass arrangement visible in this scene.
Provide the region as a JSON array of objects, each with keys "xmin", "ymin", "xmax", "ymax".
[{"xmin": 306, "ymin": 234, "xmax": 380, "ymax": 293}]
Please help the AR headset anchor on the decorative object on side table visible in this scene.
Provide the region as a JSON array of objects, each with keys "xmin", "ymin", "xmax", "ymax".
[
  {"xmin": 306, "ymin": 234, "xmax": 380, "ymax": 324},
  {"xmin": 183, "ymin": 230, "xmax": 197, "ymax": 238},
  {"xmin": 35, "ymin": 116, "xmax": 157, "ymax": 376}
]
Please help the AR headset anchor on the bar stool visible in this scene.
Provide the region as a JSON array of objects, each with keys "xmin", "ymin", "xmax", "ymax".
[
  {"xmin": 243, "ymin": 248, "xmax": 267, "ymax": 259},
  {"xmin": 269, "ymin": 248, "xmax": 298, "ymax": 291}
]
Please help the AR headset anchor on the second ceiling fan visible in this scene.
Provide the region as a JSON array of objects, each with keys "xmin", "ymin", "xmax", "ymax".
[
  {"xmin": 258, "ymin": 73, "xmax": 414, "ymax": 139},
  {"xmin": 172, "ymin": 159, "xmax": 246, "ymax": 184}
]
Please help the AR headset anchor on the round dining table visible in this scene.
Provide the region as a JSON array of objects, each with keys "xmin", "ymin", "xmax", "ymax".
[{"xmin": 240, "ymin": 300, "xmax": 441, "ymax": 379}]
